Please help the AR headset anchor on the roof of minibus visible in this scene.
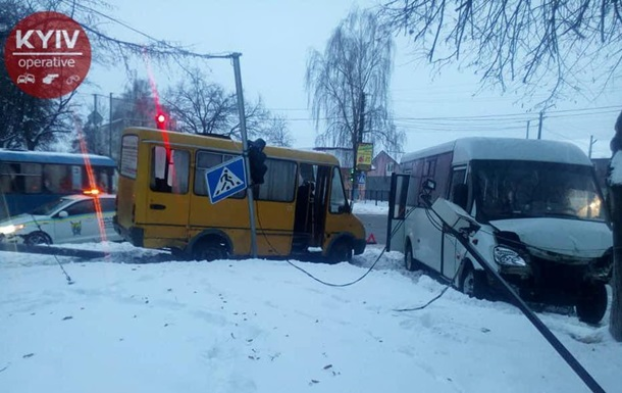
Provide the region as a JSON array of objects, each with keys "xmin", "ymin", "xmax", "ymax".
[
  {"xmin": 401, "ymin": 137, "xmax": 593, "ymax": 166},
  {"xmin": 125, "ymin": 127, "xmax": 340, "ymax": 165},
  {"xmin": 0, "ymin": 149, "xmax": 116, "ymax": 166}
]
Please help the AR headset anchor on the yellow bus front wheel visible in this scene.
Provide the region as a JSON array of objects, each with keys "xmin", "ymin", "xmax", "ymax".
[{"xmin": 327, "ymin": 239, "xmax": 353, "ymax": 264}]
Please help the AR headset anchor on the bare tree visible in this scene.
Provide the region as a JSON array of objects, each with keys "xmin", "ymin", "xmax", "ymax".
[
  {"xmin": 74, "ymin": 99, "xmax": 109, "ymax": 155},
  {"xmin": 164, "ymin": 69, "xmax": 236, "ymax": 135},
  {"xmin": 111, "ymin": 78, "xmax": 161, "ymax": 128},
  {"xmin": 33, "ymin": 0, "xmax": 215, "ymax": 68},
  {"xmin": 21, "ymin": 93, "xmax": 76, "ymax": 150},
  {"xmin": 164, "ymin": 69, "xmax": 293, "ymax": 146},
  {"xmin": 380, "ymin": 0, "xmax": 622, "ymax": 340},
  {"xmin": 0, "ymin": 0, "xmax": 77, "ymax": 150},
  {"xmin": 255, "ymin": 116, "xmax": 294, "ymax": 147},
  {"xmin": 226, "ymin": 96, "xmax": 293, "ymax": 147},
  {"xmin": 379, "ymin": 0, "xmax": 622, "ymax": 101},
  {"xmin": 305, "ymin": 8, "xmax": 405, "ymax": 173},
  {"xmin": 2, "ymin": 0, "xmax": 241, "ymax": 151}
]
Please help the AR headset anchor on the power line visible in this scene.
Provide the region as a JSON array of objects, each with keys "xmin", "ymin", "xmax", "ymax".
[
  {"xmin": 279, "ymin": 105, "xmax": 620, "ymax": 123},
  {"xmin": 75, "ymin": 89, "xmax": 620, "ymax": 135},
  {"xmin": 58, "ymin": 0, "xmax": 233, "ymax": 59}
]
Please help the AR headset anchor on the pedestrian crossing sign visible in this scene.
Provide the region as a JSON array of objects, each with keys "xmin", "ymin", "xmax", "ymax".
[{"xmin": 205, "ymin": 156, "xmax": 248, "ymax": 204}]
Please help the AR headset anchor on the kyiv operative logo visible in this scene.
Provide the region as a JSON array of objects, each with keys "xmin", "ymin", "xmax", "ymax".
[{"xmin": 4, "ymin": 11, "xmax": 91, "ymax": 99}]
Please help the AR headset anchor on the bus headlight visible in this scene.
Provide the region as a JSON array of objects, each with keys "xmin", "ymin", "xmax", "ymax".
[
  {"xmin": 494, "ymin": 246, "xmax": 527, "ymax": 267},
  {"xmin": 0, "ymin": 224, "xmax": 25, "ymax": 235}
]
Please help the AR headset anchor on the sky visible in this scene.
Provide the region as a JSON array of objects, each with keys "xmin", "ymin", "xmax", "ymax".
[{"xmin": 72, "ymin": 0, "xmax": 622, "ymax": 159}]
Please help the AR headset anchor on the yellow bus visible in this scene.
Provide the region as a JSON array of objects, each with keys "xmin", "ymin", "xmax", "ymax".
[{"xmin": 114, "ymin": 127, "xmax": 366, "ymax": 262}]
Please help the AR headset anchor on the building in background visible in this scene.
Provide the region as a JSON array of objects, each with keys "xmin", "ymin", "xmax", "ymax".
[
  {"xmin": 310, "ymin": 147, "xmax": 399, "ymax": 202},
  {"xmin": 365, "ymin": 150, "xmax": 398, "ymax": 202},
  {"xmin": 368, "ymin": 150, "xmax": 398, "ymax": 177}
]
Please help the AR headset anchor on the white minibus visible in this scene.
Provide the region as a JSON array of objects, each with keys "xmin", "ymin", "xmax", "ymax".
[{"xmin": 387, "ymin": 137, "xmax": 612, "ymax": 324}]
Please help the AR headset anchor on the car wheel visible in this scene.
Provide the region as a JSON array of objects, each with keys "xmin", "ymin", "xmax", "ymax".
[
  {"xmin": 576, "ymin": 282, "xmax": 608, "ymax": 325},
  {"xmin": 405, "ymin": 244, "xmax": 416, "ymax": 271},
  {"xmin": 25, "ymin": 231, "xmax": 52, "ymax": 246}
]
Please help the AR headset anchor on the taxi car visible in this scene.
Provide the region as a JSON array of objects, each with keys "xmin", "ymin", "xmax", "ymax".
[{"xmin": 0, "ymin": 192, "xmax": 122, "ymax": 245}]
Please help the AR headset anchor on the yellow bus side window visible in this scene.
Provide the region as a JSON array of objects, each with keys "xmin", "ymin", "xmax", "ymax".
[
  {"xmin": 150, "ymin": 146, "xmax": 189, "ymax": 194},
  {"xmin": 329, "ymin": 167, "xmax": 347, "ymax": 213},
  {"xmin": 194, "ymin": 151, "xmax": 222, "ymax": 196},
  {"xmin": 257, "ymin": 159, "xmax": 296, "ymax": 202},
  {"xmin": 194, "ymin": 151, "xmax": 246, "ymax": 199}
]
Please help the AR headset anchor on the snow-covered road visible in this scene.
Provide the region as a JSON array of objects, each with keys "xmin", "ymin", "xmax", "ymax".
[{"xmin": 1, "ymin": 243, "xmax": 620, "ymax": 393}]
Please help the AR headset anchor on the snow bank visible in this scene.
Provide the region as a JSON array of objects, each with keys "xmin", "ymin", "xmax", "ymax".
[
  {"xmin": 1, "ymin": 244, "xmax": 620, "ymax": 393},
  {"xmin": 351, "ymin": 200, "xmax": 389, "ymax": 215}
]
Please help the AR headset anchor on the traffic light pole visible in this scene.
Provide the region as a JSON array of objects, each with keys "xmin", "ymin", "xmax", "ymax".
[{"xmin": 232, "ymin": 53, "xmax": 258, "ymax": 258}]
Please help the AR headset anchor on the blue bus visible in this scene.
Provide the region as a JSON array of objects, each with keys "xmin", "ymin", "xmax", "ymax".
[{"xmin": 0, "ymin": 149, "xmax": 118, "ymax": 220}]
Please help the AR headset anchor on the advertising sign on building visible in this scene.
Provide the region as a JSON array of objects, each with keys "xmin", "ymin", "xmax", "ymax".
[{"xmin": 356, "ymin": 143, "xmax": 373, "ymax": 171}]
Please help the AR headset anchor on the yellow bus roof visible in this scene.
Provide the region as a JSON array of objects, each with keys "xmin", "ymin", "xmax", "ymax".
[{"xmin": 123, "ymin": 127, "xmax": 340, "ymax": 165}]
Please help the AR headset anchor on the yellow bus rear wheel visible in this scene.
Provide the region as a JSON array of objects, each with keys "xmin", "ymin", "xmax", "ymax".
[{"xmin": 192, "ymin": 237, "xmax": 228, "ymax": 262}]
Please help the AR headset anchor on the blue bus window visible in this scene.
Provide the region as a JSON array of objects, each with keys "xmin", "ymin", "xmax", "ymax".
[{"xmin": 0, "ymin": 150, "xmax": 117, "ymax": 220}]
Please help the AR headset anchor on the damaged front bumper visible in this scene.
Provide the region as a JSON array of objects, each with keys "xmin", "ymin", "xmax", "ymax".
[{"xmin": 489, "ymin": 250, "xmax": 612, "ymax": 305}]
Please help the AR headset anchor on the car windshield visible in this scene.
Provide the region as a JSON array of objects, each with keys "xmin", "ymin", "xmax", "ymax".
[
  {"xmin": 472, "ymin": 160, "xmax": 605, "ymax": 222},
  {"xmin": 29, "ymin": 197, "xmax": 75, "ymax": 216}
]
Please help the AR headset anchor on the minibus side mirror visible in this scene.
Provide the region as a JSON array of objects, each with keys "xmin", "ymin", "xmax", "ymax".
[
  {"xmin": 57, "ymin": 211, "xmax": 69, "ymax": 219},
  {"xmin": 453, "ymin": 184, "xmax": 469, "ymax": 211},
  {"xmin": 423, "ymin": 178, "xmax": 436, "ymax": 192}
]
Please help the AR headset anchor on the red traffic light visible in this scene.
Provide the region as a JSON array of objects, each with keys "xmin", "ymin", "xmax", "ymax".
[{"xmin": 155, "ymin": 113, "xmax": 166, "ymax": 129}]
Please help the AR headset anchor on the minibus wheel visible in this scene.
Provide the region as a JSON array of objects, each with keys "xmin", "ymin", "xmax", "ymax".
[
  {"xmin": 575, "ymin": 282, "xmax": 608, "ymax": 325},
  {"xmin": 327, "ymin": 240, "xmax": 352, "ymax": 264},
  {"xmin": 405, "ymin": 242, "xmax": 416, "ymax": 271},
  {"xmin": 459, "ymin": 262, "xmax": 485, "ymax": 299},
  {"xmin": 193, "ymin": 238, "xmax": 228, "ymax": 262},
  {"xmin": 25, "ymin": 231, "xmax": 52, "ymax": 246}
]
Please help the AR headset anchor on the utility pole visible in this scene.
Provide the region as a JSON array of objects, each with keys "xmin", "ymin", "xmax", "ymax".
[
  {"xmin": 588, "ymin": 135, "xmax": 597, "ymax": 158},
  {"xmin": 537, "ymin": 111, "xmax": 544, "ymax": 140},
  {"xmin": 526, "ymin": 120, "xmax": 530, "ymax": 139},
  {"xmin": 232, "ymin": 53, "xmax": 258, "ymax": 258},
  {"xmin": 109, "ymin": 93, "xmax": 113, "ymax": 157},
  {"xmin": 352, "ymin": 92, "xmax": 366, "ymax": 201},
  {"xmin": 358, "ymin": 92, "xmax": 365, "ymax": 201},
  {"xmin": 93, "ymin": 94, "xmax": 99, "ymax": 153},
  {"xmin": 359, "ymin": 91, "xmax": 365, "ymax": 143}
]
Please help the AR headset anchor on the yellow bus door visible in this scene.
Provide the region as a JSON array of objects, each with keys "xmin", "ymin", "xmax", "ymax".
[
  {"xmin": 311, "ymin": 165, "xmax": 331, "ymax": 245},
  {"xmin": 145, "ymin": 146, "xmax": 191, "ymax": 234}
]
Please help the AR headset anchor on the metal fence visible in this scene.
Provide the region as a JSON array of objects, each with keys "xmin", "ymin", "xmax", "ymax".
[{"xmin": 364, "ymin": 189, "xmax": 390, "ymax": 202}]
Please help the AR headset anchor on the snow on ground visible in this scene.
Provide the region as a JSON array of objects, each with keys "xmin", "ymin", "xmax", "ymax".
[
  {"xmin": 1, "ymin": 243, "xmax": 621, "ymax": 393},
  {"xmin": 351, "ymin": 200, "xmax": 388, "ymax": 215}
]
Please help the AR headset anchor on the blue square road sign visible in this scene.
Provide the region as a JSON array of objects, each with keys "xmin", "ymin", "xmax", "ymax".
[{"xmin": 205, "ymin": 156, "xmax": 248, "ymax": 204}]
